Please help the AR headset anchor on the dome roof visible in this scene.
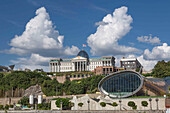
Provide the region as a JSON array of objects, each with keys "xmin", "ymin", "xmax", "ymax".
[{"xmin": 77, "ymin": 50, "xmax": 89, "ymax": 59}]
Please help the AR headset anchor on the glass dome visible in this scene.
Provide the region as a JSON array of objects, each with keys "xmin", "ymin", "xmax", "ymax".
[
  {"xmin": 77, "ymin": 50, "xmax": 89, "ymax": 60},
  {"xmin": 98, "ymin": 71, "xmax": 144, "ymax": 98}
]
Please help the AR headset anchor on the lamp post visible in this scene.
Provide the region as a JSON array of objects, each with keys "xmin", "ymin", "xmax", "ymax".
[
  {"xmin": 155, "ymin": 98, "xmax": 159, "ymax": 110},
  {"xmin": 149, "ymin": 98, "xmax": 152, "ymax": 110},
  {"xmin": 119, "ymin": 100, "xmax": 122, "ymax": 111},
  {"xmin": 117, "ymin": 90, "xmax": 121, "ymax": 111},
  {"xmin": 87, "ymin": 99, "xmax": 90, "ymax": 111},
  {"xmin": 60, "ymin": 100, "xmax": 63, "ymax": 111}
]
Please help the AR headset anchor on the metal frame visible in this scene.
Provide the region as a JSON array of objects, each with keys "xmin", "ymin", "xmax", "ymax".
[{"xmin": 98, "ymin": 70, "xmax": 144, "ymax": 98}]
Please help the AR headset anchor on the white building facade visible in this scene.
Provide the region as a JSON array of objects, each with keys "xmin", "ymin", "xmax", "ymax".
[{"xmin": 49, "ymin": 50, "xmax": 115, "ymax": 72}]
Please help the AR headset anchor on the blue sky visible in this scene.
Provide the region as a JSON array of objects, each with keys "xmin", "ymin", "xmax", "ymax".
[{"xmin": 0, "ymin": 0, "xmax": 170, "ymax": 71}]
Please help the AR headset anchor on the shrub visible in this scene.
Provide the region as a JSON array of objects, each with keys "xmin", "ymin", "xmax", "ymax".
[
  {"xmin": 37, "ymin": 104, "xmax": 43, "ymax": 109},
  {"xmin": 128, "ymin": 101, "xmax": 137, "ymax": 110},
  {"xmin": 141, "ymin": 101, "xmax": 148, "ymax": 107},
  {"xmin": 112, "ymin": 102, "xmax": 118, "ymax": 107},
  {"xmin": 9, "ymin": 105, "xmax": 13, "ymax": 108},
  {"xmin": 100, "ymin": 102, "xmax": 106, "ymax": 107},
  {"xmin": 128, "ymin": 101, "xmax": 135, "ymax": 107},
  {"xmin": 133, "ymin": 105, "xmax": 137, "ymax": 110},
  {"xmin": 0, "ymin": 105, "xmax": 3, "ymax": 110},
  {"xmin": 78, "ymin": 103, "xmax": 83, "ymax": 107},
  {"xmin": 27, "ymin": 105, "xmax": 31, "ymax": 108},
  {"xmin": 4, "ymin": 105, "xmax": 9, "ymax": 110}
]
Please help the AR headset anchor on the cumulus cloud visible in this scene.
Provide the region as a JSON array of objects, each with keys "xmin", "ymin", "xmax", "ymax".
[
  {"xmin": 11, "ymin": 53, "xmax": 52, "ymax": 71},
  {"xmin": 7, "ymin": 7, "xmax": 79, "ymax": 57},
  {"xmin": 137, "ymin": 55, "xmax": 157, "ymax": 71},
  {"xmin": 4, "ymin": 7, "xmax": 80, "ymax": 71},
  {"xmin": 137, "ymin": 35, "xmax": 161, "ymax": 44},
  {"xmin": 143, "ymin": 43, "xmax": 170, "ymax": 60},
  {"xmin": 87, "ymin": 6, "xmax": 139, "ymax": 56}
]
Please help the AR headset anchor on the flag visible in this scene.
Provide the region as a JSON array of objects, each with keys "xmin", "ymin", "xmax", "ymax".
[{"xmin": 83, "ymin": 44, "xmax": 86, "ymax": 47}]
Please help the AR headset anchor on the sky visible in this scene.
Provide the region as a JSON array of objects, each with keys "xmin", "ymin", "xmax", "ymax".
[{"xmin": 0, "ymin": 0, "xmax": 170, "ymax": 71}]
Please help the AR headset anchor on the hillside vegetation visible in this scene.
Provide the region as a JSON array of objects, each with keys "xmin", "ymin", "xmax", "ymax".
[
  {"xmin": 0, "ymin": 71, "xmax": 104, "ymax": 97},
  {"xmin": 0, "ymin": 60, "xmax": 169, "ymax": 97}
]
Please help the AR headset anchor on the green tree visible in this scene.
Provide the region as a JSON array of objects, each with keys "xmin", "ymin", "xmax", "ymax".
[
  {"xmin": 152, "ymin": 60, "xmax": 170, "ymax": 78},
  {"xmin": 4, "ymin": 105, "xmax": 9, "ymax": 110},
  {"xmin": 55, "ymin": 98, "xmax": 71, "ymax": 110},
  {"xmin": 18, "ymin": 97, "xmax": 29, "ymax": 105},
  {"xmin": 0, "ymin": 105, "xmax": 3, "ymax": 110}
]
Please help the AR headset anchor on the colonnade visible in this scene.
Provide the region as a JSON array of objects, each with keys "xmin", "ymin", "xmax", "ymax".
[
  {"xmin": 73, "ymin": 61, "xmax": 87, "ymax": 72},
  {"xmin": 50, "ymin": 63, "xmax": 59, "ymax": 72}
]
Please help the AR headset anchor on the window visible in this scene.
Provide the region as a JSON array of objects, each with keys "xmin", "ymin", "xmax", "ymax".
[{"xmin": 101, "ymin": 72, "xmax": 141, "ymax": 96}]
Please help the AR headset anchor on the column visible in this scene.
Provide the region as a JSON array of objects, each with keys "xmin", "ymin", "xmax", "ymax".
[
  {"xmin": 54, "ymin": 63, "xmax": 56, "ymax": 72},
  {"xmin": 56, "ymin": 63, "xmax": 58, "ymax": 72},
  {"xmin": 85, "ymin": 62, "xmax": 87, "ymax": 71},
  {"xmin": 80, "ymin": 61, "xmax": 81, "ymax": 72},
  {"xmin": 82, "ymin": 61, "xmax": 84, "ymax": 71},
  {"xmin": 77, "ymin": 62, "xmax": 78, "ymax": 71},
  {"xmin": 52, "ymin": 63, "xmax": 54, "ymax": 72},
  {"xmin": 49, "ymin": 63, "xmax": 51, "ymax": 72}
]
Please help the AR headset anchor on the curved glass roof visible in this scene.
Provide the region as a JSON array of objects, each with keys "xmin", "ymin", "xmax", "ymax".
[
  {"xmin": 98, "ymin": 71, "xmax": 143, "ymax": 98},
  {"xmin": 77, "ymin": 50, "xmax": 89, "ymax": 60}
]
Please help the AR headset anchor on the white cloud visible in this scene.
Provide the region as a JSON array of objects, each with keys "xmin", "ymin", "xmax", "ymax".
[
  {"xmin": 137, "ymin": 55, "xmax": 157, "ymax": 71},
  {"xmin": 7, "ymin": 7, "xmax": 79, "ymax": 57},
  {"xmin": 87, "ymin": 6, "xmax": 139, "ymax": 56},
  {"xmin": 115, "ymin": 54, "xmax": 157, "ymax": 71},
  {"xmin": 137, "ymin": 35, "xmax": 161, "ymax": 44},
  {"xmin": 144, "ymin": 43, "xmax": 170, "ymax": 60},
  {"xmin": 11, "ymin": 53, "xmax": 52, "ymax": 71},
  {"xmin": 5, "ymin": 7, "xmax": 80, "ymax": 71}
]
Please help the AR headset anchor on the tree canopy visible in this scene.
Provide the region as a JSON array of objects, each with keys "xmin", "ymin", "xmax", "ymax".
[{"xmin": 152, "ymin": 60, "xmax": 170, "ymax": 78}]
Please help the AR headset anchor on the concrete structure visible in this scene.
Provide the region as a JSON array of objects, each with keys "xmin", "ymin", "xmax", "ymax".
[
  {"xmin": 98, "ymin": 71, "xmax": 168, "ymax": 98},
  {"xmin": 29, "ymin": 95, "xmax": 34, "ymax": 104},
  {"xmin": 49, "ymin": 50, "xmax": 115, "ymax": 72},
  {"xmin": 38, "ymin": 95, "xmax": 43, "ymax": 104},
  {"xmin": 69, "ymin": 94, "xmax": 166, "ymax": 111},
  {"xmin": 120, "ymin": 57, "xmax": 142, "ymax": 71}
]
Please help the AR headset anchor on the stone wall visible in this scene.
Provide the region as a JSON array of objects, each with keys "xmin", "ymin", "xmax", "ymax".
[{"xmin": 0, "ymin": 97, "xmax": 21, "ymax": 106}]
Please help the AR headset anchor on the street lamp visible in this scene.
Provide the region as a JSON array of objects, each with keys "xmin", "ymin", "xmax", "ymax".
[
  {"xmin": 119, "ymin": 100, "xmax": 122, "ymax": 111},
  {"xmin": 149, "ymin": 98, "xmax": 152, "ymax": 110},
  {"xmin": 87, "ymin": 99, "xmax": 90, "ymax": 111},
  {"xmin": 117, "ymin": 90, "xmax": 121, "ymax": 111},
  {"xmin": 155, "ymin": 98, "xmax": 159, "ymax": 110},
  {"xmin": 60, "ymin": 100, "xmax": 63, "ymax": 111}
]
